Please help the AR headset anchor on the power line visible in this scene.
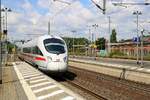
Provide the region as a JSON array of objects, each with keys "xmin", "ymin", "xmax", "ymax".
[
  {"xmin": 90, "ymin": 0, "xmax": 106, "ymax": 14},
  {"xmin": 112, "ymin": 1, "xmax": 150, "ymax": 7},
  {"xmin": 53, "ymin": 0, "xmax": 71, "ymax": 5},
  {"xmin": 25, "ymin": 34, "xmax": 45, "ymax": 36}
]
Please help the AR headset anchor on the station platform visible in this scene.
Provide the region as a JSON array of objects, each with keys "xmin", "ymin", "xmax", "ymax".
[
  {"xmin": 0, "ymin": 61, "xmax": 84, "ymax": 100},
  {"xmin": 69, "ymin": 58, "xmax": 150, "ymax": 84},
  {"xmin": 70, "ymin": 56, "xmax": 150, "ymax": 69},
  {"xmin": 0, "ymin": 62, "xmax": 28, "ymax": 100}
]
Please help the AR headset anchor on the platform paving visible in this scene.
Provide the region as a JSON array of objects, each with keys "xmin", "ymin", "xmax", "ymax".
[
  {"xmin": 0, "ymin": 64, "xmax": 28, "ymax": 100},
  {"xmin": 0, "ymin": 54, "xmax": 84, "ymax": 100},
  {"xmin": 13, "ymin": 62, "xmax": 83, "ymax": 100}
]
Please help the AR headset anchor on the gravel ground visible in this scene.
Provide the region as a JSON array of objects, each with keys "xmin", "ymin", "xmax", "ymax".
[{"xmin": 60, "ymin": 82, "xmax": 100, "ymax": 100}]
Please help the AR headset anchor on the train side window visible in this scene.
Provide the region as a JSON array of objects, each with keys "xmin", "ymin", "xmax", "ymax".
[
  {"xmin": 32, "ymin": 46, "xmax": 43, "ymax": 56},
  {"xmin": 28, "ymin": 47, "xmax": 31, "ymax": 53},
  {"xmin": 23, "ymin": 48, "xmax": 26, "ymax": 53},
  {"xmin": 23, "ymin": 47, "xmax": 31, "ymax": 53},
  {"xmin": 32, "ymin": 46, "xmax": 38, "ymax": 54}
]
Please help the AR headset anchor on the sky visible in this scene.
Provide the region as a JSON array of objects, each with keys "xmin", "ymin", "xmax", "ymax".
[{"xmin": 1, "ymin": 0, "xmax": 150, "ymax": 41}]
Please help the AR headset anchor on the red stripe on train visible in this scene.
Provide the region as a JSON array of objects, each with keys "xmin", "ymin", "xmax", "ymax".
[{"xmin": 35, "ymin": 57, "xmax": 46, "ymax": 61}]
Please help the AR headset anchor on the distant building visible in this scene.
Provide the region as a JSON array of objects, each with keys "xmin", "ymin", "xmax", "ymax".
[{"xmin": 110, "ymin": 36, "xmax": 150, "ymax": 57}]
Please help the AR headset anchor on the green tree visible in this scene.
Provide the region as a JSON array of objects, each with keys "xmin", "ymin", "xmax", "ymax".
[
  {"xmin": 7, "ymin": 41, "xmax": 16, "ymax": 53},
  {"xmin": 96, "ymin": 37, "xmax": 106, "ymax": 50},
  {"xmin": 110, "ymin": 29, "xmax": 117, "ymax": 43},
  {"xmin": 63, "ymin": 37, "xmax": 89, "ymax": 52}
]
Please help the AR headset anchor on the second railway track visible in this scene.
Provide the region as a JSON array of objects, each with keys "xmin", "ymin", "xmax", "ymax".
[{"xmin": 56, "ymin": 66, "xmax": 150, "ymax": 100}]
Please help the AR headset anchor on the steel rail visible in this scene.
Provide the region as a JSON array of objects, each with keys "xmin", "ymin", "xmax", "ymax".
[
  {"xmin": 62, "ymin": 76, "xmax": 107, "ymax": 100},
  {"xmin": 69, "ymin": 66, "xmax": 150, "ymax": 94}
]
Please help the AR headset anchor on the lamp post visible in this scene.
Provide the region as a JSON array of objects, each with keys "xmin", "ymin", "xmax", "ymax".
[
  {"xmin": 92, "ymin": 24, "xmax": 98, "ymax": 44},
  {"xmin": 87, "ymin": 25, "xmax": 93, "ymax": 56},
  {"xmin": 133, "ymin": 11, "xmax": 142, "ymax": 65},
  {"xmin": 71, "ymin": 30, "xmax": 76, "ymax": 56},
  {"xmin": 87, "ymin": 25, "xmax": 92, "ymax": 43},
  {"xmin": 92, "ymin": 24, "xmax": 98, "ymax": 57},
  {"xmin": 108, "ymin": 16, "xmax": 111, "ymax": 54}
]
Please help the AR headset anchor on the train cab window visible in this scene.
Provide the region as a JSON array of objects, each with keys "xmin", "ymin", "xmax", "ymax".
[
  {"xmin": 44, "ymin": 44, "xmax": 65, "ymax": 54},
  {"xmin": 44, "ymin": 38, "xmax": 66, "ymax": 54}
]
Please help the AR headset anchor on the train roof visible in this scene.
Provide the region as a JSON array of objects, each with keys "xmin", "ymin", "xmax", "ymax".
[
  {"xmin": 39, "ymin": 35, "xmax": 63, "ymax": 40},
  {"xmin": 22, "ymin": 35, "xmax": 64, "ymax": 48}
]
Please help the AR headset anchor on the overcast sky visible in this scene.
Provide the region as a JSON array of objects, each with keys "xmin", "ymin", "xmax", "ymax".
[{"xmin": 2, "ymin": 0, "xmax": 150, "ymax": 41}]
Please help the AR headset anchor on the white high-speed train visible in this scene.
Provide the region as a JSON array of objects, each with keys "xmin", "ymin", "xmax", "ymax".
[{"xmin": 19, "ymin": 35, "xmax": 68, "ymax": 73}]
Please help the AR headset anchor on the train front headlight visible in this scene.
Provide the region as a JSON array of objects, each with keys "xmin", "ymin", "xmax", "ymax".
[
  {"xmin": 63, "ymin": 56, "xmax": 67, "ymax": 62},
  {"xmin": 47, "ymin": 56, "xmax": 52, "ymax": 62}
]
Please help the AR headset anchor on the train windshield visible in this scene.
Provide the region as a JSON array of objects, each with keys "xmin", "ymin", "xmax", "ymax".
[
  {"xmin": 44, "ymin": 38, "xmax": 66, "ymax": 54},
  {"xmin": 45, "ymin": 44, "xmax": 65, "ymax": 54}
]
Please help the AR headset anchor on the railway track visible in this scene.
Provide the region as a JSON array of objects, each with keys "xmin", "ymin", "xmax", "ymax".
[
  {"xmin": 60, "ymin": 66, "xmax": 150, "ymax": 100},
  {"xmin": 92, "ymin": 67, "xmax": 150, "ymax": 94},
  {"xmin": 63, "ymin": 76, "xmax": 107, "ymax": 100}
]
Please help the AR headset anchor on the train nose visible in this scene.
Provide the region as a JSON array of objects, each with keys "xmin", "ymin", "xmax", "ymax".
[{"xmin": 47, "ymin": 62, "xmax": 67, "ymax": 72}]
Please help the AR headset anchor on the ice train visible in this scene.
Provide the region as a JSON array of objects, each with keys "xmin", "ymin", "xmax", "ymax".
[{"xmin": 19, "ymin": 35, "xmax": 68, "ymax": 73}]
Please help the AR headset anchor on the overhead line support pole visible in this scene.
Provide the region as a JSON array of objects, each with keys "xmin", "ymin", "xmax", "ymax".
[
  {"xmin": 141, "ymin": 30, "xmax": 144, "ymax": 67},
  {"xmin": 0, "ymin": 0, "xmax": 2, "ymax": 84},
  {"xmin": 133, "ymin": 11, "xmax": 142, "ymax": 65},
  {"xmin": 108, "ymin": 16, "xmax": 111, "ymax": 54}
]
